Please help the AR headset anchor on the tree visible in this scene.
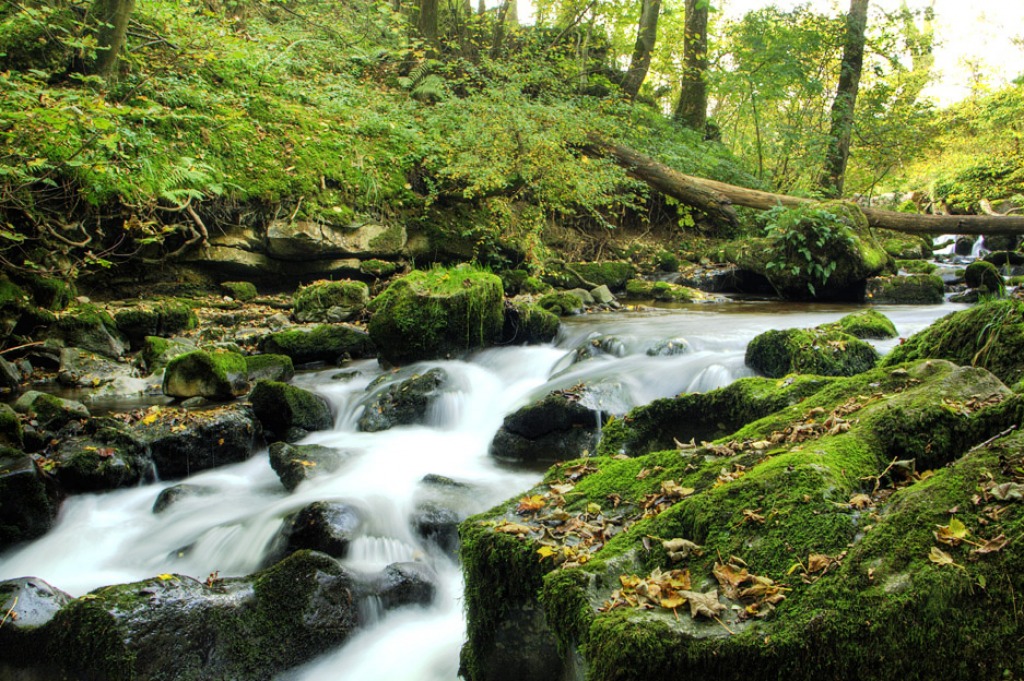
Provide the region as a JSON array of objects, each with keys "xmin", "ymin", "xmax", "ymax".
[
  {"xmin": 674, "ymin": 0, "xmax": 709, "ymax": 131},
  {"xmin": 88, "ymin": 0, "xmax": 135, "ymax": 77},
  {"xmin": 418, "ymin": 0, "xmax": 439, "ymax": 43},
  {"xmin": 621, "ymin": 0, "xmax": 662, "ymax": 100},
  {"xmin": 819, "ymin": 0, "xmax": 869, "ymax": 197}
]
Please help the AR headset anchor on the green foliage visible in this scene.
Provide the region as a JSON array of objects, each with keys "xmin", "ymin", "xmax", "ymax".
[{"xmin": 761, "ymin": 204, "xmax": 853, "ymax": 296}]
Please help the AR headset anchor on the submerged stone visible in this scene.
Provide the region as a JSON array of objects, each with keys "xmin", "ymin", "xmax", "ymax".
[
  {"xmin": 268, "ymin": 442, "xmax": 348, "ymax": 491},
  {"xmin": 357, "ymin": 368, "xmax": 448, "ymax": 432}
]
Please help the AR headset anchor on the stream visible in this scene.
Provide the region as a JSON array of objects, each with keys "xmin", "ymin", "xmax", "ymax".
[{"xmin": 0, "ymin": 300, "xmax": 965, "ymax": 680}]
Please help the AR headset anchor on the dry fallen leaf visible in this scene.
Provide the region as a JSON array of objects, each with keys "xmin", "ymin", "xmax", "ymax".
[
  {"xmin": 934, "ymin": 517, "xmax": 969, "ymax": 546},
  {"xmin": 680, "ymin": 588, "xmax": 726, "ymax": 619}
]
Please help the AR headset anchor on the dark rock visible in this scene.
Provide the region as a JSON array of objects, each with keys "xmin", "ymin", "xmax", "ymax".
[
  {"xmin": 746, "ymin": 327, "xmax": 879, "ymax": 378},
  {"xmin": 368, "ymin": 267, "xmax": 504, "ymax": 364},
  {"xmin": 280, "ymin": 501, "xmax": 363, "ymax": 558},
  {"xmin": 152, "ymin": 483, "xmax": 213, "ymax": 514},
  {"xmin": 0, "ymin": 403, "xmax": 23, "ymax": 448},
  {"xmin": 954, "ymin": 236, "xmax": 976, "ymax": 256},
  {"xmin": 864, "ymin": 274, "xmax": 945, "ymax": 304},
  {"xmin": 49, "ymin": 551, "xmax": 359, "ymax": 681},
  {"xmin": 965, "ymin": 260, "xmax": 1005, "ymax": 296},
  {"xmin": 293, "ymin": 279, "xmax": 370, "ymax": 323},
  {"xmin": 411, "ymin": 475, "xmax": 478, "ymax": 556},
  {"xmin": 47, "ymin": 303, "xmax": 127, "ymax": 358},
  {"xmin": 113, "ymin": 300, "xmax": 198, "ymax": 348},
  {"xmin": 501, "ymin": 300, "xmax": 559, "ymax": 345},
  {"xmin": 0, "ymin": 577, "xmax": 72, "ymax": 667},
  {"xmin": 137, "ymin": 404, "xmax": 260, "ymax": 480},
  {"xmin": 490, "ymin": 389, "xmax": 609, "ymax": 464},
  {"xmin": 982, "ymin": 235, "xmax": 1020, "ymax": 252},
  {"xmin": 244, "ymin": 353, "xmax": 295, "ymax": 383},
  {"xmin": 51, "ymin": 419, "xmax": 153, "ymax": 492},
  {"xmin": 268, "ymin": 442, "xmax": 348, "ymax": 492},
  {"xmin": 357, "ymin": 368, "xmax": 447, "ymax": 432},
  {"xmin": 13, "ymin": 391, "xmax": 89, "ymax": 432},
  {"xmin": 251, "ymin": 381, "xmax": 334, "ymax": 442},
  {"xmin": 373, "ymin": 562, "xmax": 437, "ymax": 610},
  {"xmin": 0, "ymin": 355, "xmax": 21, "ymax": 389},
  {"xmin": 163, "ymin": 349, "xmax": 250, "ymax": 401},
  {"xmin": 260, "ymin": 324, "xmax": 376, "ymax": 365},
  {"xmin": 0, "ymin": 447, "xmax": 56, "ymax": 549},
  {"xmin": 573, "ymin": 335, "xmax": 627, "ymax": 362}
]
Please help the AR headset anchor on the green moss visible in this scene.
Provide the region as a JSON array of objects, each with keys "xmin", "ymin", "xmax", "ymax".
[
  {"xmin": 293, "ymin": 279, "xmax": 369, "ymax": 322},
  {"xmin": 571, "ymin": 262, "xmax": 636, "ymax": 291},
  {"xmin": 368, "ymin": 266, "xmax": 504, "ymax": 364},
  {"xmin": 221, "ymin": 281, "xmax": 258, "ymax": 301},
  {"xmin": 359, "ymin": 259, "xmax": 399, "ymax": 279},
  {"xmin": 249, "ymin": 380, "xmax": 333, "ymax": 434},
  {"xmin": 964, "ymin": 261, "xmax": 1005, "ymax": 296},
  {"xmin": 821, "ymin": 309, "xmax": 898, "ymax": 340},
  {"xmin": 745, "ymin": 327, "xmax": 879, "ymax": 378},
  {"xmin": 865, "ymin": 274, "xmax": 945, "ymax": 304},
  {"xmin": 19, "ymin": 275, "xmax": 75, "ymax": 311},
  {"xmin": 537, "ymin": 291, "xmax": 584, "ymax": 316},
  {"xmin": 260, "ymin": 324, "xmax": 376, "ymax": 364},
  {"xmin": 624, "ymin": 279, "xmax": 704, "ymax": 302},
  {"xmin": 367, "ymin": 224, "xmax": 407, "ymax": 253},
  {"xmin": 244, "ymin": 353, "xmax": 295, "ymax": 382},
  {"xmin": 503, "ymin": 300, "xmax": 560, "ymax": 345},
  {"xmin": 0, "ymin": 403, "xmax": 22, "ymax": 448},
  {"xmin": 882, "ymin": 299, "xmax": 1024, "ymax": 386},
  {"xmin": 163, "ymin": 349, "xmax": 249, "ymax": 401},
  {"xmin": 896, "ymin": 259, "xmax": 937, "ymax": 275}
]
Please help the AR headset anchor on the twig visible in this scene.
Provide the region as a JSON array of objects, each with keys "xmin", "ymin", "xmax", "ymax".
[
  {"xmin": 288, "ymin": 196, "xmax": 304, "ymax": 223},
  {"xmin": 0, "ymin": 341, "xmax": 45, "ymax": 356},
  {"xmin": 0, "ymin": 596, "xmax": 17, "ymax": 630},
  {"xmin": 713, "ymin": 615, "xmax": 735, "ymax": 635},
  {"xmin": 861, "ymin": 456, "xmax": 900, "ymax": 494},
  {"xmin": 968, "ymin": 425, "xmax": 1017, "ymax": 454},
  {"xmin": 185, "ymin": 204, "xmax": 209, "ymax": 242}
]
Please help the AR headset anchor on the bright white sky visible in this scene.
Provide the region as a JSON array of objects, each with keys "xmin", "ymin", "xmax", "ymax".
[
  {"xmin": 518, "ymin": 0, "xmax": 1024, "ymax": 106},
  {"xmin": 717, "ymin": 0, "xmax": 1024, "ymax": 104}
]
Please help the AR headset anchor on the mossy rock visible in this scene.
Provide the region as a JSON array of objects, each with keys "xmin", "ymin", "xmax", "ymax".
[
  {"xmin": 368, "ymin": 266, "xmax": 504, "ymax": 364},
  {"xmin": 250, "ymin": 380, "xmax": 333, "ymax": 441},
  {"xmin": 865, "ymin": 274, "xmax": 944, "ymax": 305},
  {"xmin": 0, "ymin": 577, "xmax": 71, "ymax": 667},
  {"xmin": 357, "ymin": 368, "xmax": 448, "ymax": 433},
  {"xmin": 820, "ymin": 309, "xmax": 898, "ymax": 340},
  {"xmin": 537, "ymin": 291, "xmax": 584, "ymax": 316},
  {"xmin": 489, "ymin": 390, "xmax": 610, "ymax": 464},
  {"xmin": 964, "ymin": 261, "xmax": 1005, "ymax": 296},
  {"xmin": 49, "ymin": 303, "xmax": 127, "ymax": 358},
  {"xmin": 882, "ymin": 299, "xmax": 1024, "ymax": 387},
  {"xmin": 0, "ymin": 403, "xmax": 23, "ymax": 448},
  {"xmin": 162, "ymin": 349, "xmax": 250, "ymax": 401},
  {"xmin": 624, "ymin": 279, "xmax": 706, "ymax": 302},
  {"xmin": 359, "ymin": 259, "xmax": 400, "ymax": 279},
  {"xmin": 221, "ymin": 281, "xmax": 258, "ymax": 301},
  {"xmin": 244, "ymin": 353, "xmax": 295, "ymax": 383},
  {"xmin": 460, "ymin": 360, "xmax": 1024, "ymax": 681},
  {"xmin": 260, "ymin": 324, "xmax": 376, "ymax": 365},
  {"xmin": 745, "ymin": 327, "xmax": 880, "ymax": 378},
  {"xmin": 114, "ymin": 300, "xmax": 199, "ymax": 348},
  {"xmin": 52, "ymin": 420, "xmax": 152, "ymax": 492},
  {"xmin": 19, "ymin": 274, "xmax": 76, "ymax": 311},
  {"xmin": 136, "ymin": 404, "xmax": 260, "ymax": 480},
  {"xmin": 570, "ymin": 262, "xmax": 636, "ymax": 291},
  {"xmin": 48, "ymin": 551, "xmax": 359, "ymax": 681},
  {"xmin": 0, "ymin": 447, "xmax": 55, "ymax": 549},
  {"xmin": 293, "ymin": 279, "xmax": 370, "ymax": 323},
  {"xmin": 141, "ymin": 336, "xmax": 197, "ymax": 373},
  {"xmin": 502, "ymin": 300, "xmax": 560, "ymax": 345},
  {"xmin": 13, "ymin": 391, "xmax": 90, "ymax": 432},
  {"xmin": 896, "ymin": 259, "xmax": 938, "ymax": 275},
  {"xmin": 879, "ymin": 229, "xmax": 932, "ymax": 260}
]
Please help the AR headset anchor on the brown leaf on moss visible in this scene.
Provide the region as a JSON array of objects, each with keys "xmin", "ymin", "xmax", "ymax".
[
  {"xmin": 934, "ymin": 517, "xmax": 969, "ymax": 546},
  {"xmin": 663, "ymin": 538, "xmax": 703, "ymax": 562},
  {"xmin": 516, "ymin": 494, "xmax": 546, "ymax": 514},
  {"xmin": 680, "ymin": 589, "xmax": 726, "ymax": 619},
  {"xmin": 848, "ymin": 493, "xmax": 873, "ymax": 509},
  {"xmin": 971, "ymin": 534, "xmax": 1009, "ymax": 556}
]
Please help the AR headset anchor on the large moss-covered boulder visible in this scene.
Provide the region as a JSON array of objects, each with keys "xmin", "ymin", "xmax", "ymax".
[
  {"xmin": 250, "ymin": 380, "xmax": 333, "ymax": 441},
  {"xmin": 48, "ymin": 303, "xmax": 128, "ymax": 358},
  {"xmin": 135, "ymin": 404, "xmax": 260, "ymax": 480},
  {"xmin": 259, "ymin": 324, "xmax": 376, "ymax": 365},
  {"xmin": 48, "ymin": 551, "xmax": 361, "ymax": 681},
  {"xmin": 865, "ymin": 274, "xmax": 945, "ymax": 304},
  {"xmin": 745, "ymin": 326, "xmax": 880, "ymax": 378},
  {"xmin": 113, "ymin": 300, "xmax": 198, "ymax": 348},
  {"xmin": 542, "ymin": 261, "xmax": 636, "ymax": 291},
  {"xmin": 358, "ymin": 368, "xmax": 448, "ymax": 432},
  {"xmin": 244, "ymin": 353, "xmax": 294, "ymax": 383},
  {"xmin": 459, "ymin": 360, "xmax": 1023, "ymax": 681},
  {"xmin": 502, "ymin": 300, "xmax": 559, "ymax": 345},
  {"xmin": 719, "ymin": 203, "xmax": 892, "ymax": 301},
  {"xmin": 624, "ymin": 279, "xmax": 708, "ymax": 302},
  {"xmin": 0, "ymin": 447, "xmax": 56, "ymax": 549},
  {"xmin": 882, "ymin": 299, "xmax": 1024, "ymax": 387},
  {"xmin": 490, "ymin": 388, "xmax": 610, "ymax": 464},
  {"xmin": 293, "ymin": 279, "xmax": 370, "ymax": 323},
  {"xmin": 141, "ymin": 336, "xmax": 198, "ymax": 373},
  {"xmin": 964, "ymin": 260, "xmax": 1005, "ymax": 296},
  {"xmin": 162, "ymin": 349, "xmax": 250, "ymax": 401},
  {"xmin": 268, "ymin": 442, "xmax": 349, "ymax": 492},
  {"xmin": 537, "ymin": 291, "xmax": 584, "ymax": 316},
  {"xmin": 820, "ymin": 309, "xmax": 898, "ymax": 340},
  {"xmin": 368, "ymin": 266, "xmax": 504, "ymax": 364}
]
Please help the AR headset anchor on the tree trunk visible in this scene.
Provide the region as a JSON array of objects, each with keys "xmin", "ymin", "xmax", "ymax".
[
  {"xmin": 418, "ymin": 0, "xmax": 439, "ymax": 43},
  {"xmin": 819, "ymin": 0, "xmax": 870, "ymax": 198},
  {"xmin": 584, "ymin": 135, "xmax": 1024, "ymax": 236},
  {"xmin": 89, "ymin": 0, "xmax": 135, "ymax": 78},
  {"xmin": 620, "ymin": 0, "xmax": 662, "ymax": 100},
  {"xmin": 673, "ymin": 0, "xmax": 709, "ymax": 131}
]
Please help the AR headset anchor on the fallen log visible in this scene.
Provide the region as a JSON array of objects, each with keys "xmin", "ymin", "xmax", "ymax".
[{"xmin": 585, "ymin": 135, "xmax": 1024, "ymax": 236}]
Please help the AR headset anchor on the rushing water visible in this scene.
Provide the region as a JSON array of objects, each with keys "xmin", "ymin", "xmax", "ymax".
[{"xmin": 0, "ymin": 300, "xmax": 965, "ymax": 680}]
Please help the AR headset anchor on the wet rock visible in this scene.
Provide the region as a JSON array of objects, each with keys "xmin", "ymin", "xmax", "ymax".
[
  {"xmin": 244, "ymin": 353, "xmax": 294, "ymax": 383},
  {"xmin": 964, "ymin": 260, "xmax": 1005, "ymax": 296},
  {"xmin": 574, "ymin": 335, "xmax": 627, "ymax": 361},
  {"xmin": 137, "ymin": 404, "xmax": 260, "ymax": 480},
  {"xmin": 47, "ymin": 303, "xmax": 127, "ymax": 358},
  {"xmin": 864, "ymin": 274, "xmax": 944, "ymax": 304},
  {"xmin": 112, "ymin": 300, "xmax": 198, "ymax": 349},
  {"xmin": 49, "ymin": 551, "xmax": 360, "ymax": 681},
  {"xmin": 268, "ymin": 442, "xmax": 349, "ymax": 491},
  {"xmin": 357, "ymin": 368, "xmax": 448, "ymax": 432},
  {"xmin": 0, "ymin": 355, "xmax": 21, "ymax": 389},
  {"xmin": 0, "ymin": 447, "xmax": 56, "ymax": 549},
  {"xmin": 51, "ymin": 419, "xmax": 153, "ymax": 492},
  {"xmin": 537, "ymin": 291, "xmax": 584, "ymax": 316},
  {"xmin": 374, "ymin": 562, "xmax": 437, "ymax": 610},
  {"xmin": 646, "ymin": 338, "xmax": 690, "ymax": 356},
  {"xmin": 501, "ymin": 300, "xmax": 559, "ymax": 345},
  {"xmin": 490, "ymin": 388, "xmax": 609, "ymax": 464},
  {"xmin": 152, "ymin": 483, "xmax": 214, "ymax": 514},
  {"xmin": 14, "ymin": 391, "xmax": 90, "ymax": 432},
  {"xmin": 141, "ymin": 336, "xmax": 198, "ymax": 373},
  {"xmin": 746, "ymin": 326, "xmax": 879, "ymax": 378},
  {"xmin": 162, "ymin": 349, "xmax": 250, "ymax": 401},
  {"xmin": 0, "ymin": 577, "xmax": 72, "ymax": 667},
  {"xmin": 293, "ymin": 279, "xmax": 370, "ymax": 323},
  {"xmin": 954, "ymin": 235, "xmax": 976, "ymax": 256},
  {"xmin": 412, "ymin": 474, "xmax": 477, "ymax": 556},
  {"xmin": 279, "ymin": 501, "xmax": 363, "ymax": 558},
  {"xmin": 0, "ymin": 403, "xmax": 23, "ymax": 448},
  {"xmin": 260, "ymin": 324, "xmax": 376, "ymax": 365},
  {"xmin": 368, "ymin": 267, "xmax": 504, "ymax": 364},
  {"xmin": 251, "ymin": 381, "xmax": 333, "ymax": 442},
  {"xmin": 57, "ymin": 347, "xmax": 140, "ymax": 388}
]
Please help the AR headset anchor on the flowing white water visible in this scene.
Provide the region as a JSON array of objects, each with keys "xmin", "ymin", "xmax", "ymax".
[{"xmin": 0, "ymin": 301, "xmax": 965, "ymax": 679}]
